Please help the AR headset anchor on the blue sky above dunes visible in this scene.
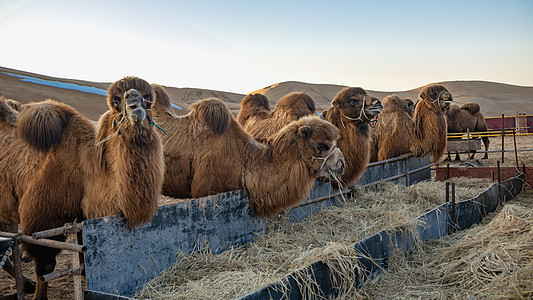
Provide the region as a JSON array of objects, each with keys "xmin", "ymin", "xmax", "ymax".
[{"xmin": 0, "ymin": 0, "xmax": 531, "ymax": 94}]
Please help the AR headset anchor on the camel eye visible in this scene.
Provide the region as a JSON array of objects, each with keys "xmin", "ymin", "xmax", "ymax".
[
  {"xmin": 112, "ymin": 96, "xmax": 121, "ymax": 108},
  {"xmin": 317, "ymin": 143, "xmax": 330, "ymax": 152},
  {"xmin": 350, "ymin": 99, "xmax": 357, "ymax": 106}
]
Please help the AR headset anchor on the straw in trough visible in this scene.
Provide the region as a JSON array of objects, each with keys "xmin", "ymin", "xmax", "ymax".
[
  {"xmin": 357, "ymin": 186, "xmax": 533, "ymax": 299},
  {"xmin": 136, "ymin": 178, "xmax": 494, "ymax": 299}
]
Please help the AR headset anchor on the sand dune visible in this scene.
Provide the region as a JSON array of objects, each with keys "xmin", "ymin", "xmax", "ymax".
[{"xmin": 1, "ymin": 66, "xmax": 531, "ymax": 120}]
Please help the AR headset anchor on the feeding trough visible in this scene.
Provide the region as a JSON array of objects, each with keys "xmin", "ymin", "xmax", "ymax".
[{"xmin": 81, "ymin": 155, "xmax": 431, "ymax": 298}]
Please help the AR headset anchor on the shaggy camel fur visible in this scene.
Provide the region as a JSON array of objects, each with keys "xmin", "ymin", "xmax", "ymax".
[
  {"xmin": 0, "ymin": 77, "xmax": 165, "ymax": 299},
  {"xmin": 322, "ymin": 87, "xmax": 383, "ymax": 188},
  {"xmin": 445, "ymin": 102, "xmax": 490, "ymax": 160},
  {"xmin": 369, "ymin": 95, "xmax": 415, "ymax": 162},
  {"xmin": 0, "ymin": 97, "xmax": 37, "ymax": 294},
  {"xmin": 409, "ymin": 84, "xmax": 453, "ymax": 163},
  {"xmin": 152, "ymin": 85, "xmax": 345, "ymax": 217},
  {"xmin": 236, "ymin": 93, "xmax": 271, "ymax": 128},
  {"xmin": 239, "ymin": 92, "xmax": 317, "ymax": 143}
]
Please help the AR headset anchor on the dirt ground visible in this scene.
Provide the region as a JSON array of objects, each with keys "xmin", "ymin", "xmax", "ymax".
[
  {"xmin": 0, "ymin": 250, "xmax": 78, "ymax": 299},
  {"xmin": 439, "ymin": 135, "xmax": 533, "ymax": 168},
  {"xmin": 1, "ymin": 135, "xmax": 532, "ymax": 299}
]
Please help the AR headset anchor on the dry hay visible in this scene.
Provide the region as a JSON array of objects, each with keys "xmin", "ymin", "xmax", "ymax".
[
  {"xmin": 135, "ymin": 178, "xmax": 493, "ymax": 299},
  {"xmin": 356, "ymin": 186, "xmax": 533, "ymax": 300}
]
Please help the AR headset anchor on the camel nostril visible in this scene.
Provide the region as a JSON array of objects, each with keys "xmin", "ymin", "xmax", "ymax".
[
  {"xmin": 127, "ymin": 103, "xmax": 139, "ymax": 110},
  {"xmin": 337, "ymin": 159, "xmax": 345, "ymax": 170}
]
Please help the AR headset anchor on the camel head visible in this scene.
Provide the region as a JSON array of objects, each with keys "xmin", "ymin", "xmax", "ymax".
[
  {"xmin": 331, "ymin": 87, "xmax": 383, "ymax": 123},
  {"xmin": 0, "ymin": 96, "xmax": 18, "ymax": 125},
  {"xmin": 152, "ymin": 84, "xmax": 180, "ymax": 118},
  {"xmin": 107, "ymin": 76, "xmax": 156, "ymax": 136},
  {"xmin": 271, "ymin": 116, "xmax": 345, "ymax": 179},
  {"xmin": 418, "ymin": 84, "xmax": 453, "ymax": 112},
  {"xmin": 274, "ymin": 92, "xmax": 316, "ymax": 119}
]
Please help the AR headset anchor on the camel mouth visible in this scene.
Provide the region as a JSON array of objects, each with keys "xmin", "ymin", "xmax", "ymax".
[{"xmin": 317, "ymin": 147, "xmax": 345, "ymax": 178}]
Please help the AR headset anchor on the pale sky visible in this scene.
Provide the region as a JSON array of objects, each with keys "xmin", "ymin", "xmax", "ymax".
[{"xmin": 1, "ymin": 0, "xmax": 532, "ymax": 94}]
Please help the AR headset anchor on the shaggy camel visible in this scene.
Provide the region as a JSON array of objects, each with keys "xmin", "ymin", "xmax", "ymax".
[
  {"xmin": 445, "ymin": 102, "xmax": 490, "ymax": 160},
  {"xmin": 369, "ymin": 95, "xmax": 415, "ymax": 162},
  {"xmin": 369, "ymin": 85, "xmax": 453, "ymax": 163},
  {"xmin": 238, "ymin": 92, "xmax": 317, "ymax": 143},
  {"xmin": 0, "ymin": 97, "xmax": 38, "ymax": 294},
  {"xmin": 0, "ymin": 77, "xmax": 165, "ymax": 299},
  {"xmin": 322, "ymin": 87, "xmax": 383, "ymax": 188},
  {"xmin": 152, "ymin": 85, "xmax": 345, "ymax": 217},
  {"xmin": 409, "ymin": 84, "xmax": 453, "ymax": 163}
]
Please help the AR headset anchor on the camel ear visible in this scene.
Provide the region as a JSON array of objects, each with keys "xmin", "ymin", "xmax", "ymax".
[
  {"xmin": 419, "ymin": 90, "xmax": 427, "ymax": 101},
  {"xmin": 297, "ymin": 126, "xmax": 312, "ymax": 138},
  {"xmin": 332, "ymin": 99, "xmax": 340, "ymax": 109}
]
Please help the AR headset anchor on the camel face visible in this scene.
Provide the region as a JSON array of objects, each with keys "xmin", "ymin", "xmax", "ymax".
[
  {"xmin": 107, "ymin": 76, "xmax": 155, "ymax": 131},
  {"xmin": 125, "ymin": 89, "xmax": 147, "ymax": 123},
  {"xmin": 333, "ymin": 87, "xmax": 383, "ymax": 122},
  {"xmin": 289, "ymin": 117, "xmax": 345, "ymax": 178},
  {"xmin": 315, "ymin": 143, "xmax": 345, "ymax": 178},
  {"xmin": 419, "ymin": 84, "xmax": 453, "ymax": 111}
]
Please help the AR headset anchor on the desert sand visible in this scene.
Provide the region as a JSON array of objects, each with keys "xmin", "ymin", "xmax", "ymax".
[{"xmin": 1, "ymin": 66, "xmax": 532, "ymax": 121}]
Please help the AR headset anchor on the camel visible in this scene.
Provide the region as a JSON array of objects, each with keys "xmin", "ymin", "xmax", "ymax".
[
  {"xmin": 322, "ymin": 87, "xmax": 383, "ymax": 188},
  {"xmin": 0, "ymin": 96, "xmax": 39, "ymax": 294},
  {"xmin": 369, "ymin": 85, "xmax": 453, "ymax": 164},
  {"xmin": 445, "ymin": 102, "xmax": 490, "ymax": 160},
  {"xmin": 152, "ymin": 85, "xmax": 345, "ymax": 217},
  {"xmin": 409, "ymin": 84, "xmax": 453, "ymax": 163},
  {"xmin": 369, "ymin": 95, "xmax": 415, "ymax": 162},
  {"xmin": 0, "ymin": 77, "xmax": 165, "ymax": 299},
  {"xmin": 238, "ymin": 92, "xmax": 317, "ymax": 143}
]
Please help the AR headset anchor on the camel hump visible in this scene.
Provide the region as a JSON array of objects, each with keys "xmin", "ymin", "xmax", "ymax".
[
  {"xmin": 190, "ymin": 98, "xmax": 232, "ymax": 135},
  {"xmin": 276, "ymin": 92, "xmax": 316, "ymax": 116},
  {"xmin": 17, "ymin": 100, "xmax": 68, "ymax": 152},
  {"xmin": 152, "ymin": 84, "xmax": 171, "ymax": 109},
  {"xmin": 461, "ymin": 102, "xmax": 480, "ymax": 115}
]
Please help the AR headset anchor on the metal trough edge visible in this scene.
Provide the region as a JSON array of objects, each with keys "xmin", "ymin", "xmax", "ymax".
[{"xmin": 239, "ymin": 173, "xmax": 525, "ymax": 300}]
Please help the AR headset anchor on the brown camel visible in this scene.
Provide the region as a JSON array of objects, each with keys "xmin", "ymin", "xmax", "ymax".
[
  {"xmin": 369, "ymin": 95, "xmax": 414, "ymax": 162},
  {"xmin": 152, "ymin": 85, "xmax": 345, "ymax": 217},
  {"xmin": 236, "ymin": 93, "xmax": 271, "ymax": 128},
  {"xmin": 1, "ymin": 77, "xmax": 165, "ymax": 299},
  {"xmin": 445, "ymin": 102, "xmax": 490, "ymax": 160},
  {"xmin": 369, "ymin": 85, "xmax": 453, "ymax": 163},
  {"xmin": 409, "ymin": 84, "xmax": 453, "ymax": 163},
  {"xmin": 322, "ymin": 87, "xmax": 383, "ymax": 188},
  {"xmin": 0, "ymin": 96, "xmax": 39, "ymax": 294},
  {"xmin": 239, "ymin": 92, "xmax": 317, "ymax": 143}
]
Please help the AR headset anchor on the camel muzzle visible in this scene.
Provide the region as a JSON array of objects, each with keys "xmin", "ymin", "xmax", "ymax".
[
  {"xmin": 322, "ymin": 147, "xmax": 345, "ymax": 177},
  {"xmin": 125, "ymin": 89, "xmax": 147, "ymax": 123}
]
